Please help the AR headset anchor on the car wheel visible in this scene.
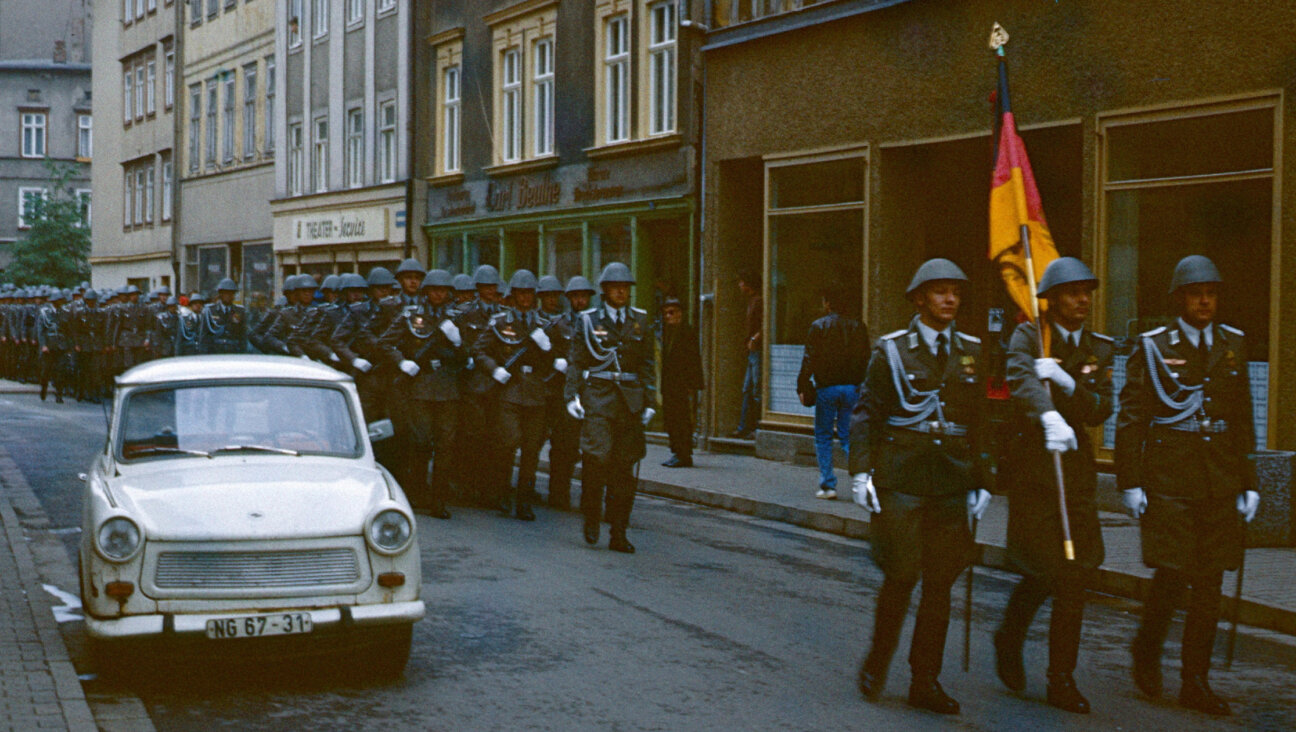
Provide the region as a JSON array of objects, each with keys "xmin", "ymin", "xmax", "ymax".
[{"xmin": 359, "ymin": 624, "xmax": 413, "ymax": 681}]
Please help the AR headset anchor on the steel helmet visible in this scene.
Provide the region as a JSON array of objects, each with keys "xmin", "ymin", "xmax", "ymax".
[
  {"xmin": 537, "ymin": 275, "xmax": 563, "ymax": 294},
  {"xmin": 294, "ymin": 274, "xmax": 319, "ymax": 292},
  {"xmin": 453, "ymin": 274, "xmax": 475, "ymax": 292},
  {"xmin": 508, "ymin": 269, "xmax": 539, "ymax": 291},
  {"xmin": 283, "ymin": 274, "xmax": 301, "ymax": 291},
  {"xmin": 598, "ymin": 262, "xmax": 635, "ymax": 286},
  {"xmin": 366, "ymin": 267, "xmax": 398, "ymax": 287},
  {"xmin": 421, "ymin": 269, "xmax": 455, "ymax": 289},
  {"xmin": 83, "ymin": 289, "xmax": 98, "ymax": 301},
  {"xmin": 905, "ymin": 258, "xmax": 968, "ymax": 296},
  {"xmin": 123, "ymin": 284, "xmax": 141, "ymax": 295},
  {"xmin": 156, "ymin": 286, "xmax": 171, "ymax": 296},
  {"xmin": 165, "ymin": 296, "xmax": 178, "ymax": 306},
  {"xmin": 49, "ymin": 289, "xmax": 67, "ymax": 303},
  {"xmin": 565, "ymin": 275, "xmax": 595, "ymax": 294},
  {"xmin": 79, "ymin": 281, "xmax": 89, "ymax": 289},
  {"xmin": 321, "ymin": 274, "xmax": 342, "ymax": 291},
  {"xmin": 216, "ymin": 278, "xmax": 238, "ymax": 292},
  {"xmin": 396, "ymin": 258, "xmax": 426, "ymax": 277},
  {"xmin": 340, "ymin": 273, "xmax": 368, "ymax": 290},
  {"xmin": 189, "ymin": 292, "xmax": 206, "ymax": 303},
  {"xmin": 1037, "ymin": 257, "xmax": 1098, "ymax": 298},
  {"xmin": 473, "ymin": 264, "xmax": 502, "ymax": 286},
  {"xmin": 274, "ymin": 295, "xmax": 288, "ymax": 307},
  {"xmin": 1168, "ymin": 255, "xmax": 1222, "ymax": 293}
]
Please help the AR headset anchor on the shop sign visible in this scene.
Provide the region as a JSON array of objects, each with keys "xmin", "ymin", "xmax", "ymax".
[
  {"xmin": 573, "ymin": 168, "xmax": 625, "ymax": 204},
  {"xmin": 292, "ymin": 208, "xmax": 388, "ymax": 246}
]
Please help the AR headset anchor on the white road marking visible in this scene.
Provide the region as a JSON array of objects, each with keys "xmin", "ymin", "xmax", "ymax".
[{"xmin": 42, "ymin": 583, "xmax": 83, "ymax": 623}]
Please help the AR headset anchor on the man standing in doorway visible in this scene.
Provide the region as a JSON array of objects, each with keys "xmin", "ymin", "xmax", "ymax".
[{"xmin": 732, "ymin": 271, "xmax": 762, "ymax": 439}]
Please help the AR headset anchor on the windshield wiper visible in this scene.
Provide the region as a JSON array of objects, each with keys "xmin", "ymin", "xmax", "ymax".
[
  {"xmin": 127, "ymin": 446, "xmax": 212, "ymax": 459},
  {"xmin": 213, "ymin": 444, "xmax": 301, "ymax": 457}
]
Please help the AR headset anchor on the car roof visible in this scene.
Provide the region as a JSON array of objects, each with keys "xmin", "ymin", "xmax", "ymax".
[{"xmin": 117, "ymin": 355, "xmax": 354, "ymax": 386}]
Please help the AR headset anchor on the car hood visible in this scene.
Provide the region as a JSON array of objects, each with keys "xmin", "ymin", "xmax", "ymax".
[{"xmin": 109, "ymin": 460, "xmax": 393, "ymax": 541}]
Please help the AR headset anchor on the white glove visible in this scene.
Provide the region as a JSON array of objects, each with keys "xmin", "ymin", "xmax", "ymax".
[
  {"xmin": 567, "ymin": 397, "xmax": 585, "ymax": 420},
  {"xmin": 493, "ymin": 366, "xmax": 511, "ymax": 384},
  {"xmin": 641, "ymin": 408, "xmax": 656, "ymax": 426},
  {"xmin": 299, "ymin": 354, "xmax": 310, "ymax": 360},
  {"xmin": 968, "ymin": 489, "xmax": 991, "ymax": 521},
  {"xmin": 329, "ymin": 352, "xmax": 340, "ymax": 363},
  {"xmin": 1040, "ymin": 410, "xmax": 1078, "ymax": 453},
  {"xmin": 1238, "ymin": 490, "xmax": 1260, "ymax": 523},
  {"xmin": 553, "ymin": 357, "xmax": 568, "ymax": 373},
  {"xmin": 352, "ymin": 357, "xmax": 373, "ymax": 373},
  {"xmin": 852, "ymin": 473, "xmax": 880, "ymax": 513},
  {"xmin": 399, "ymin": 359, "xmax": 420, "ymax": 377},
  {"xmin": 1123, "ymin": 488, "xmax": 1147, "ymax": 518},
  {"xmin": 530, "ymin": 327, "xmax": 552, "ymax": 352},
  {"xmin": 439, "ymin": 319, "xmax": 461, "ymax": 346},
  {"xmin": 1035, "ymin": 358, "xmax": 1076, "ymax": 395}
]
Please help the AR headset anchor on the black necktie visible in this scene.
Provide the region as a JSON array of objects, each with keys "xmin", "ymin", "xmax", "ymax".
[
  {"xmin": 1198, "ymin": 330, "xmax": 1210, "ymax": 364},
  {"xmin": 935, "ymin": 333, "xmax": 948, "ymax": 374},
  {"xmin": 614, "ymin": 309, "xmax": 623, "ymax": 328}
]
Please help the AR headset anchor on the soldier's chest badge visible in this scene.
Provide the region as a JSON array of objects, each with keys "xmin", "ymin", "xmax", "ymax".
[
  {"xmin": 960, "ymin": 355, "xmax": 975, "ymax": 374},
  {"xmin": 593, "ymin": 328, "xmax": 608, "ymax": 338},
  {"xmin": 1225, "ymin": 350, "xmax": 1237, "ymax": 369},
  {"xmin": 232, "ymin": 313, "xmax": 242, "ymax": 324},
  {"xmin": 502, "ymin": 326, "xmax": 516, "ymax": 337},
  {"xmin": 412, "ymin": 315, "xmax": 425, "ymax": 328},
  {"xmin": 1081, "ymin": 355, "xmax": 1099, "ymax": 374}
]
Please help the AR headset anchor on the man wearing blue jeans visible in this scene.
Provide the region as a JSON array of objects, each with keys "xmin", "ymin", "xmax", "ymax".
[
  {"xmin": 797, "ymin": 286, "xmax": 870, "ymax": 498},
  {"xmin": 733, "ymin": 273, "xmax": 763, "ymax": 438}
]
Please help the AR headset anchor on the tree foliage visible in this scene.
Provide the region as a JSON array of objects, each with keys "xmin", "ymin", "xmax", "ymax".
[{"xmin": 6, "ymin": 161, "xmax": 91, "ymax": 287}]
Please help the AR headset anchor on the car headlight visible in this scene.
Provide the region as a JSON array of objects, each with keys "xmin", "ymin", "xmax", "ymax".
[
  {"xmin": 367, "ymin": 509, "xmax": 413, "ymax": 554},
  {"xmin": 96, "ymin": 517, "xmax": 142, "ymax": 561}
]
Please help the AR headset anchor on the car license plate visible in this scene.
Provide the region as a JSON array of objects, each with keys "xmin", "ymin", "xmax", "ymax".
[{"xmin": 205, "ymin": 612, "xmax": 313, "ymax": 640}]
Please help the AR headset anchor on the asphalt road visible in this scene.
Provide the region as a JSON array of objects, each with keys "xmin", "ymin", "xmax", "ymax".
[{"xmin": 2, "ymin": 390, "xmax": 1295, "ymax": 731}]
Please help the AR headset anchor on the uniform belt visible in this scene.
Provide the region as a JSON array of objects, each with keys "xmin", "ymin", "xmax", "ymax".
[
  {"xmin": 1159, "ymin": 418, "xmax": 1229, "ymax": 434},
  {"xmin": 892, "ymin": 420, "xmax": 968, "ymax": 437},
  {"xmin": 589, "ymin": 371, "xmax": 638, "ymax": 383}
]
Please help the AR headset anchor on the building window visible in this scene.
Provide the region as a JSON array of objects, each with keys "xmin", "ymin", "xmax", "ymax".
[
  {"xmin": 533, "ymin": 38, "xmax": 554, "ymax": 156},
  {"xmin": 134, "ymin": 169, "xmax": 146, "ymax": 224},
  {"xmin": 345, "ymin": 108, "xmax": 362, "ymax": 188},
  {"xmin": 501, "ymin": 48, "xmax": 522, "ymax": 163},
  {"xmin": 148, "ymin": 0, "xmax": 157, "ymax": 12},
  {"xmin": 123, "ymin": 67, "xmax": 133, "ymax": 124},
  {"xmin": 222, "ymin": 75, "xmax": 236, "ymax": 162},
  {"xmin": 136, "ymin": 0, "xmax": 146, "ymax": 19},
  {"xmin": 189, "ymin": 0, "xmax": 201, "ymax": 26},
  {"xmin": 205, "ymin": 79, "xmax": 217, "ymax": 167},
  {"xmin": 312, "ymin": 116, "xmax": 328, "ymax": 192},
  {"xmin": 145, "ymin": 164, "xmax": 155, "ymax": 223},
  {"xmin": 188, "ymin": 84, "xmax": 201, "ymax": 171},
  {"xmin": 243, "ymin": 63, "xmax": 258, "ymax": 159},
  {"xmin": 76, "ymin": 190, "xmax": 92, "ymax": 228},
  {"xmin": 288, "ymin": 122, "xmax": 304, "ymax": 194},
  {"xmin": 77, "ymin": 114, "xmax": 92, "ymax": 158},
  {"xmin": 123, "ymin": 172, "xmax": 133, "ymax": 226},
  {"xmin": 377, "ymin": 100, "xmax": 396, "ymax": 183},
  {"xmin": 346, "ymin": 0, "xmax": 363, "ymax": 25},
  {"xmin": 377, "ymin": 0, "xmax": 395, "ymax": 12},
  {"xmin": 124, "ymin": 0, "xmax": 133, "ymax": 25},
  {"xmin": 604, "ymin": 15, "xmax": 630, "ymax": 144},
  {"xmin": 146, "ymin": 58, "xmax": 157, "ymax": 115},
  {"xmin": 135, "ymin": 64, "xmax": 146, "ymax": 119},
  {"xmin": 288, "ymin": 0, "xmax": 302, "ymax": 46},
  {"xmin": 17, "ymin": 188, "xmax": 45, "ymax": 229},
  {"xmin": 311, "ymin": 0, "xmax": 329, "ymax": 39},
  {"xmin": 161, "ymin": 159, "xmax": 173, "ymax": 220},
  {"xmin": 207, "ymin": 0, "xmax": 218, "ymax": 19},
  {"xmin": 647, "ymin": 1, "xmax": 676, "ymax": 135},
  {"xmin": 442, "ymin": 64, "xmax": 460, "ymax": 174},
  {"xmin": 265, "ymin": 55, "xmax": 276, "ymax": 152},
  {"xmin": 21, "ymin": 112, "xmax": 46, "ymax": 158},
  {"xmin": 164, "ymin": 49, "xmax": 175, "ymax": 109}
]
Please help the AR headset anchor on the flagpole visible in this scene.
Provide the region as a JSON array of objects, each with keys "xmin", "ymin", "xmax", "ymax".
[{"xmin": 993, "ymin": 28, "xmax": 1076, "ymax": 562}]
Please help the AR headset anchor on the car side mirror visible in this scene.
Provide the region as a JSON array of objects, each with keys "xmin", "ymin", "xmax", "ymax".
[{"xmin": 367, "ymin": 419, "xmax": 395, "ymax": 443}]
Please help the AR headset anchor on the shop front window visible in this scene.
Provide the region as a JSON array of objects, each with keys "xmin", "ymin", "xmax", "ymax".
[
  {"xmin": 545, "ymin": 229, "xmax": 584, "ymax": 285},
  {"xmin": 468, "ymin": 233, "xmax": 501, "ymax": 273},
  {"xmin": 198, "ymin": 245, "xmax": 229, "ymax": 297},
  {"xmin": 765, "ymin": 152, "xmax": 866, "ymax": 420},
  {"xmin": 508, "ymin": 231, "xmax": 540, "ymax": 275},
  {"xmin": 432, "ymin": 236, "xmax": 465, "ymax": 274},
  {"xmin": 1100, "ymin": 98, "xmax": 1275, "ymax": 449},
  {"xmin": 242, "ymin": 244, "xmax": 275, "ymax": 301},
  {"xmin": 592, "ymin": 223, "xmax": 632, "ymax": 276}
]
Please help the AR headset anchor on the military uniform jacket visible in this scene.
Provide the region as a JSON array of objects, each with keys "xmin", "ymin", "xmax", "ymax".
[
  {"xmin": 111, "ymin": 301, "xmax": 151, "ymax": 349},
  {"xmin": 71, "ymin": 305, "xmax": 107, "ymax": 351},
  {"xmin": 1003, "ymin": 321, "xmax": 1115, "ymax": 576},
  {"xmin": 457, "ymin": 299, "xmax": 505, "ymax": 395},
  {"xmin": 198, "ymin": 302, "xmax": 249, "ymax": 354},
  {"xmin": 848, "ymin": 315, "xmax": 991, "ymax": 498},
  {"xmin": 1115, "ymin": 321, "xmax": 1253, "ymax": 573},
  {"xmin": 36, "ymin": 304, "xmax": 67, "ymax": 351},
  {"xmin": 176, "ymin": 309, "xmax": 201, "ymax": 355},
  {"xmin": 377, "ymin": 304, "xmax": 467, "ymax": 402},
  {"xmin": 290, "ymin": 304, "xmax": 345, "ymax": 364},
  {"xmin": 331, "ymin": 298, "xmax": 403, "ymax": 368},
  {"xmin": 564, "ymin": 306, "xmax": 656, "ymax": 417},
  {"xmin": 474, "ymin": 308, "xmax": 557, "ymax": 407},
  {"xmin": 257, "ymin": 304, "xmax": 311, "ymax": 356},
  {"xmin": 541, "ymin": 309, "xmax": 574, "ymax": 397},
  {"xmin": 153, "ymin": 311, "xmax": 179, "ymax": 358}
]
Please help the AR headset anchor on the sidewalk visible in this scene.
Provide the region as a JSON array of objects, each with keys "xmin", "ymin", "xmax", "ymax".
[
  {"xmin": 549, "ymin": 441, "xmax": 1296, "ymax": 638},
  {"xmin": 0, "ymin": 453, "xmax": 95, "ymax": 731}
]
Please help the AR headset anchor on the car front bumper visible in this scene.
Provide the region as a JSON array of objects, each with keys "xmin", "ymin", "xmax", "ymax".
[{"xmin": 85, "ymin": 600, "xmax": 425, "ymax": 639}]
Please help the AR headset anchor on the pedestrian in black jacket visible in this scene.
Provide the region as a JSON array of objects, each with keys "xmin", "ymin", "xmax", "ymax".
[
  {"xmin": 660, "ymin": 297, "xmax": 704, "ymax": 467},
  {"xmin": 797, "ymin": 285, "xmax": 870, "ymax": 497}
]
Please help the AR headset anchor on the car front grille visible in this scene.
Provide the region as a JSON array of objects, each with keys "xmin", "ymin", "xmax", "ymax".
[{"xmin": 153, "ymin": 548, "xmax": 361, "ymax": 589}]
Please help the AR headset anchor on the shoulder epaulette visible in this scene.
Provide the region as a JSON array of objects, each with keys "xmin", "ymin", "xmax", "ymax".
[
  {"xmin": 581, "ymin": 307, "xmax": 598, "ymax": 315},
  {"xmin": 1140, "ymin": 326, "xmax": 1167, "ymax": 338},
  {"xmin": 956, "ymin": 332, "xmax": 980, "ymax": 344},
  {"xmin": 1088, "ymin": 332, "xmax": 1114, "ymax": 343},
  {"xmin": 880, "ymin": 329, "xmax": 906, "ymax": 341},
  {"xmin": 631, "ymin": 306, "xmax": 646, "ymax": 315},
  {"xmin": 489, "ymin": 311, "xmax": 507, "ymax": 322},
  {"xmin": 1220, "ymin": 324, "xmax": 1244, "ymax": 337}
]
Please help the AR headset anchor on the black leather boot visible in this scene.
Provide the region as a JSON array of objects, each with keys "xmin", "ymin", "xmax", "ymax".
[
  {"xmin": 994, "ymin": 628, "xmax": 1026, "ymax": 692},
  {"xmin": 608, "ymin": 527, "xmax": 635, "ymax": 554},
  {"xmin": 1046, "ymin": 673, "xmax": 1090, "ymax": 714},
  {"xmin": 1179, "ymin": 675, "xmax": 1230, "ymax": 716},
  {"xmin": 907, "ymin": 678, "xmax": 959, "ymax": 714}
]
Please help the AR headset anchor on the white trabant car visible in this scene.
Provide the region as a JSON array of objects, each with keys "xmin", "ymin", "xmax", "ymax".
[{"xmin": 79, "ymin": 355, "xmax": 423, "ymax": 675}]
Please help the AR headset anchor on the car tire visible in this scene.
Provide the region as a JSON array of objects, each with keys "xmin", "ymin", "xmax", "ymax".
[{"xmin": 359, "ymin": 624, "xmax": 413, "ymax": 681}]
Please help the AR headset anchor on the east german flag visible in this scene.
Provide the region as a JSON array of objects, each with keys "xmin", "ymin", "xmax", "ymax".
[{"xmin": 988, "ymin": 55, "xmax": 1058, "ymax": 324}]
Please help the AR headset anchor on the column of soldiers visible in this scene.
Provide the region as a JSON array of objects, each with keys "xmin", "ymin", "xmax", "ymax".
[{"xmin": 849, "ymin": 254, "xmax": 1257, "ymax": 718}]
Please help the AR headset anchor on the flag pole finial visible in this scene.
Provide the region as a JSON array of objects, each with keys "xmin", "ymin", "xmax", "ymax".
[{"xmin": 989, "ymin": 22, "xmax": 1009, "ymax": 54}]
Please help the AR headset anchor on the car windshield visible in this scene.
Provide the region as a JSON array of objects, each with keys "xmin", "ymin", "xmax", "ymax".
[{"xmin": 118, "ymin": 383, "xmax": 361, "ymax": 462}]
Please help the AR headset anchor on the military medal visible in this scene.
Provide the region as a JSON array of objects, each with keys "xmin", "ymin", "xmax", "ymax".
[{"xmin": 960, "ymin": 355, "xmax": 975, "ymax": 375}]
